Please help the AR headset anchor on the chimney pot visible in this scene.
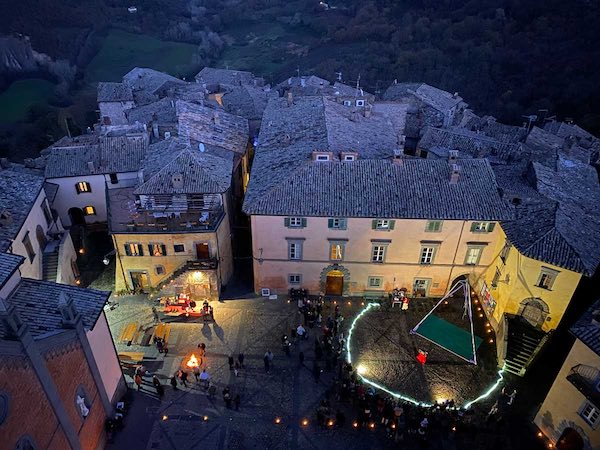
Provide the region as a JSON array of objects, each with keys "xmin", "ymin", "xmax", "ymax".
[
  {"xmin": 287, "ymin": 92, "xmax": 293, "ymax": 107},
  {"xmin": 448, "ymin": 149, "xmax": 459, "ymax": 163},
  {"xmin": 213, "ymin": 111, "xmax": 220, "ymax": 125},
  {"xmin": 450, "ymin": 164, "xmax": 461, "ymax": 184}
]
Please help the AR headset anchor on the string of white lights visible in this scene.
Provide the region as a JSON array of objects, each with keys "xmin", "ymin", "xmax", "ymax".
[{"xmin": 346, "ymin": 302, "xmax": 505, "ymax": 410}]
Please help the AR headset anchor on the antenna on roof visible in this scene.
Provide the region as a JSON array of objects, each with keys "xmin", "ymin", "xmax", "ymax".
[
  {"xmin": 522, "ymin": 114, "xmax": 538, "ymax": 133},
  {"xmin": 336, "ymin": 72, "xmax": 343, "ymax": 82},
  {"xmin": 355, "ymin": 73, "xmax": 361, "ymax": 97}
]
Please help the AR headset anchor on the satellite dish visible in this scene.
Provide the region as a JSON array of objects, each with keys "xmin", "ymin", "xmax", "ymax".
[{"xmin": 199, "ymin": 143, "xmax": 205, "ymax": 152}]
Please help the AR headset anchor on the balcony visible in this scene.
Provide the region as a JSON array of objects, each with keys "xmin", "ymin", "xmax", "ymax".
[
  {"xmin": 108, "ymin": 188, "xmax": 225, "ymax": 233},
  {"xmin": 566, "ymin": 365, "xmax": 600, "ymax": 406}
]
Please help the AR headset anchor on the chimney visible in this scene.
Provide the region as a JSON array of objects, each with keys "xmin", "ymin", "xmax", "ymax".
[
  {"xmin": 152, "ymin": 122, "xmax": 159, "ymax": 139},
  {"xmin": 87, "ymin": 161, "xmax": 95, "ymax": 173},
  {"xmin": 0, "ymin": 297, "xmax": 27, "ymax": 339},
  {"xmin": 171, "ymin": 173, "xmax": 184, "ymax": 190},
  {"xmin": 393, "ymin": 148, "xmax": 404, "ymax": 165},
  {"xmin": 450, "ymin": 164, "xmax": 461, "ymax": 184},
  {"xmin": 213, "ymin": 111, "xmax": 220, "ymax": 125},
  {"xmin": 453, "ymin": 92, "xmax": 459, "ymax": 98},
  {"xmin": 287, "ymin": 91, "xmax": 293, "ymax": 107},
  {"xmin": 364, "ymin": 105, "xmax": 372, "ymax": 118},
  {"xmin": 0, "ymin": 210, "xmax": 11, "ymax": 227},
  {"xmin": 300, "ymin": 77, "xmax": 306, "ymax": 87},
  {"xmin": 448, "ymin": 149, "xmax": 459, "ymax": 163},
  {"xmin": 397, "ymin": 134, "xmax": 406, "ymax": 153},
  {"xmin": 58, "ymin": 292, "xmax": 79, "ymax": 328}
]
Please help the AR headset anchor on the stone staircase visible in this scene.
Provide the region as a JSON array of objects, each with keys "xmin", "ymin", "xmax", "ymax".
[
  {"xmin": 503, "ymin": 316, "xmax": 548, "ymax": 376},
  {"xmin": 42, "ymin": 250, "xmax": 59, "ymax": 282}
]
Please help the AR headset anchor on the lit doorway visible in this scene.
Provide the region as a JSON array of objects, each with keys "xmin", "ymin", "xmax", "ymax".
[
  {"xmin": 130, "ymin": 271, "xmax": 149, "ymax": 292},
  {"xmin": 196, "ymin": 243, "xmax": 210, "ymax": 260},
  {"xmin": 325, "ymin": 270, "xmax": 344, "ymax": 296}
]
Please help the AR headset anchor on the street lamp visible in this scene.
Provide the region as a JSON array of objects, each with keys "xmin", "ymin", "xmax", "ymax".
[{"xmin": 103, "ymin": 250, "xmax": 116, "ymax": 266}]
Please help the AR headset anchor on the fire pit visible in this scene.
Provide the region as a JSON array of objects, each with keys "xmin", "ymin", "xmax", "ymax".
[{"xmin": 185, "ymin": 353, "xmax": 200, "ymax": 369}]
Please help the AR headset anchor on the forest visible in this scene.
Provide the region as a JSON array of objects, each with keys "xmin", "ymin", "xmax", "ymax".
[{"xmin": 0, "ymin": 0, "xmax": 599, "ymax": 159}]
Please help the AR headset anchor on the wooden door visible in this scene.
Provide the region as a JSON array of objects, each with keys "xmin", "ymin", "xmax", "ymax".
[
  {"xmin": 326, "ymin": 275, "xmax": 343, "ymax": 296},
  {"xmin": 196, "ymin": 243, "xmax": 210, "ymax": 260},
  {"xmin": 130, "ymin": 272, "xmax": 148, "ymax": 292}
]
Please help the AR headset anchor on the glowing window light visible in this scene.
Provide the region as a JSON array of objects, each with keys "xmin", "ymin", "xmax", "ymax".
[{"xmin": 346, "ymin": 302, "xmax": 506, "ymax": 410}]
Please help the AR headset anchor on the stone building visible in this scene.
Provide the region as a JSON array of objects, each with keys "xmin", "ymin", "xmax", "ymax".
[{"xmin": 0, "ymin": 253, "xmax": 125, "ymax": 450}]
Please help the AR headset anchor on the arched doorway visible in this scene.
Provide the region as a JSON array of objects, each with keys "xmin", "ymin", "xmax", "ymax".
[
  {"xmin": 519, "ymin": 298, "xmax": 549, "ymax": 328},
  {"xmin": 449, "ymin": 274, "xmax": 469, "ymax": 297},
  {"xmin": 35, "ymin": 225, "xmax": 47, "ymax": 251},
  {"xmin": 557, "ymin": 427, "xmax": 584, "ymax": 450},
  {"xmin": 68, "ymin": 207, "xmax": 86, "ymax": 226},
  {"xmin": 325, "ymin": 270, "xmax": 344, "ymax": 296}
]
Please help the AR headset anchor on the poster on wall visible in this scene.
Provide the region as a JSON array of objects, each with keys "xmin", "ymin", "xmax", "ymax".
[{"xmin": 479, "ymin": 282, "xmax": 497, "ymax": 316}]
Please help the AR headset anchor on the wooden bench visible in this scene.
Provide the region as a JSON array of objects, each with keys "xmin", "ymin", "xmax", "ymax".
[
  {"xmin": 153, "ymin": 323, "xmax": 171, "ymax": 344},
  {"xmin": 119, "ymin": 322, "xmax": 139, "ymax": 344}
]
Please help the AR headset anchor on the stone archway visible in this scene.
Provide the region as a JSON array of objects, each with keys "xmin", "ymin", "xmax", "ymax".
[
  {"xmin": 556, "ymin": 421, "xmax": 591, "ymax": 450},
  {"xmin": 319, "ymin": 264, "xmax": 351, "ymax": 296},
  {"xmin": 518, "ymin": 297, "xmax": 550, "ymax": 328}
]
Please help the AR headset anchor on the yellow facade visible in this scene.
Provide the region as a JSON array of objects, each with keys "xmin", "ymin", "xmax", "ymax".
[
  {"xmin": 534, "ymin": 339, "xmax": 600, "ymax": 448},
  {"xmin": 112, "ymin": 215, "xmax": 233, "ymax": 292},
  {"xmin": 475, "ymin": 226, "xmax": 582, "ymax": 332}
]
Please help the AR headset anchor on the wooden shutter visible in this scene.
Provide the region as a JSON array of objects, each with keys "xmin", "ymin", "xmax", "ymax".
[
  {"xmin": 75, "ymin": 183, "xmax": 81, "ymax": 195},
  {"xmin": 161, "ymin": 244, "xmax": 167, "ymax": 256},
  {"xmin": 328, "ymin": 218, "xmax": 334, "ymax": 228},
  {"xmin": 147, "ymin": 244, "xmax": 153, "ymax": 255},
  {"xmin": 301, "ymin": 218, "xmax": 307, "ymax": 228},
  {"xmin": 340, "ymin": 218, "xmax": 347, "ymax": 230},
  {"xmin": 284, "ymin": 217, "xmax": 290, "ymax": 227},
  {"xmin": 470, "ymin": 222, "xmax": 478, "ymax": 232},
  {"xmin": 124, "ymin": 245, "xmax": 132, "ymax": 256},
  {"xmin": 372, "ymin": 220, "xmax": 377, "ymax": 229},
  {"xmin": 137, "ymin": 244, "xmax": 144, "ymax": 256},
  {"xmin": 389, "ymin": 220, "xmax": 395, "ymax": 230},
  {"xmin": 487, "ymin": 222, "xmax": 496, "ymax": 232}
]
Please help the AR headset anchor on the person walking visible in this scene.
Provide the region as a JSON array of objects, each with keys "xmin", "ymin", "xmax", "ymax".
[
  {"xmin": 134, "ymin": 373, "xmax": 142, "ymax": 391},
  {"xmin": 296, "ymin": 324, "xmax": 306, "ymax": 340},
  {"xmin": 152, "ymin": 375, "xmax": 164, "ymax": 398},
  {"xmin": 170, "ymin": 375, "xmax": 178, "ymax": 391},
  {"xmin": 234, "ymin": 361, "xmax": 241, "ymax": 377},
  {"xmin": 199, "ymin": 369, "xmax": 210, "ymax": 390},
  {"xmin": 228, "ymin": 355, "xmax": 235, "ymax": 370},
  {"xmin": 178, "ymin": 369, "xmax": 188, "ymax": 387},
  {"xmin": 223, "ymin": 387, "xmax": 232, "ymax": 409},
  {"xmin": 237, "ymin": 353, "xmax": 245, "ymax": 368}
]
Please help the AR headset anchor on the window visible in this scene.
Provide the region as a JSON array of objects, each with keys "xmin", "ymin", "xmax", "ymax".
[
  {"xmin": 368, "ymin": 276, "xmax": 383, "ymax": 289},
  {"xmin": 343, "ymin": 100, "xmax": 352, "ymax": 106},
  {"xmin": 124, "ymin": 243, "xmax": 144, "ymax": 256},
  {"xmin": 537, "ymin": 267, "xmax": 559, "ymax": 290},
  {"xmin": 148, "ymin": 243, "xmax": 167, "ymax": 256},
  {"xmin": 425, "ymin": 220, "xmax": 443, "ymax": 232},
  {"xmin": 465, "ymin": 246, "xmax": 484, "ymax": 265},
  {"xmin": 285, "ymin": 217, "xmax": 306, "ymax": 228},
  {"xmin": 22, "ymin": 232, "xmax": 35, "ymax": 262},
  {"xmin": 420, "ymin": 246, "xmax": 436, "ymax": 264},
  {"xmin": 580, "ymin": 402, "xmax": 600, "ymax": 427},
  {"xmin": 329, "ymin": 242, "xmax": 345, "ymax": 261},
  {"xmin": 343, "ymin": 155, "xmax": 355, "ymax": 161},
  {"xmin": 174, "ymin": 244, "xmax": 185, "ymax": 253},
  {"xmin": 470, "ymin": 222, "xmax": 495, "ymax": 233},
  {"xmin": 328, "ymin": 218, "xmax": 347, "ymax": 230},
  {"xmin": 41, "ymin": 202, "xmax": 52, "ymax": 226},
  {"xmin": 500, "ymin": 240, "xmax": 511, "ymax": 263},
  {"xmin": 356, "ymin": 99, "xmax": 365, "ymax": 107},
  {"xmin": 109, "ymin": 173, "xmax": 118, "ymax": 184},
  {"xmin": 155, "ymin": 265, "xmax": 165, "ymax": 275},
  {"xmin": 289, "ymin": 274, "xmax": 302, "ymax": 284},
  {"xmin": 316, "ymin": 154, "xmax": 330, "ymax": 161},
  {"xmin": 491, "ymin": 268, "xmax": 501, "ymax": 287},
  {"xmin": 83, "ymin": 206, "xmax": 96, "ymax": 216},
  {"xmin": 75, "ymin": 181, "xmax": 91, "ymax": 194},
  {"xmin": 371, "ymin": 245, "xmax": 386, "ymax": 263},
  {"xmin": 288, "ymin": 241, "xmax": 303, "ymax": 260},
  {"xmin": 372, "ymin": 219, "xmax": 395, "ymax": 230}
]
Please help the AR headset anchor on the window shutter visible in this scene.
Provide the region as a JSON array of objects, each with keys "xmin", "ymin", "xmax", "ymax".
[
  {"xmin": 161, "ymin": 244, "xmax": 167, "ymax": 256},
  {"xmin": 328, "ymin": 219, "xmax": 334, "ymax": 228},
  {"xmin": 148, "ymin": 244, "xmax": 153, "ymax": 255},
  {"xmin": 138, "ymin": 244, "xmax": 144, "ymax": 256},
  {"xmin": 75, "ymin": 183, "xmax": 81, "ymax": 195},
  {"xmin": 372, "ymin": 220, "xmax": 377, "ymax": 229},
  {"xmin": 284, "ymin": 217, "xmax": 290, "ymax": 227},
  {"xmin": 470, "ymin": 222, "xmax": 478, "ymax": 232},
  {"xmin": 301, "ymin": 218, "xmax": 307, "ymax": 228},
  {"xmin": 340, "ymin": 219, "xmax": 347, "ymax": 230},
  {"xmin": 389, "ymin": 220, "xmax": 395, "ymax": 230},
  {"xmin": 124, "ymin": 245, "xmax": 131, "ymax": 256},
  {"xmin": 488, "ymin": 222, "xmax": 496, "ymax": 232}
]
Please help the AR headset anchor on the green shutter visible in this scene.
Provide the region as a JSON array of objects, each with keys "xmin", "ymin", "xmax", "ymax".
[
  {"xmin": 138, "ymin": 244, "xmax": 144, "ymax": 256},
  {"xmin": 161, "ymin": 244, "xmax": 167, "ymax": 256},
  {"xmin": 301, "ymin": 218, "xmax": 307, "ymax": 228},
  {"xmin": 124, "ymin": 245, "xmax": 131, "ymax": 256},
  {"xmin": 328, "ymin": 218, "xmax": 334, "ymax": 228},
  {"xmin": 389, "ymin": 220, "xmax": 395, "ymax": 230},
  {"xmin": 470, "ymin": 222, "xmax": 478, "ymax": 232},
  {"xmin": 488, "ymin": 222, "xmax": 496, "ymax": 232},
  {"xmin": 340, "ymin": 218, "xmax": 347, "ymax": 230},
  {"xmin": 372, "ymin": 220, "xmax": 377, "ymax": 229},
  {"xmin": 147, "ymin": 244, "xmax": 153, "ymax": 255},
  {"xmin": 284, "ymin": 217, "xmax": 290, "ymax": 227}
]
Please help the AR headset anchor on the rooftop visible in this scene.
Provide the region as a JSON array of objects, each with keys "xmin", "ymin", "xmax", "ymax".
[
  {"xmin": 195, "ymin": 67, "xmax": 261, "ymax": 87},
  {"xmin": 384, "ymin": 82, "xmax": 465, "ymax": 113},
  {"xmin": 0, "ymin": 168, "xmax": 46, "ymax": 251},
  {"xmin": 0, "ymin": 278, "xmax": 109, "ymax": 339},
  {"xmin": 0, "ymin": 253, "xmax": 24, "ymax": 289},
  {"xmin": 571, "ymin": 299, "xmax": 600, "ymax": 356},
  {"xmin": 97, "ymin": 82, "xmax": 134, "ymax": 103},
  {"xmin": 125, "ymin": 97, "xmax": 177, "ymax": 125}
]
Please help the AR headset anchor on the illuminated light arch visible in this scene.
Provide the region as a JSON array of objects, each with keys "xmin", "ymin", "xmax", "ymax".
[{"xmin": 346, "ymin": 302, "xmax": 505, "ymax": 409}]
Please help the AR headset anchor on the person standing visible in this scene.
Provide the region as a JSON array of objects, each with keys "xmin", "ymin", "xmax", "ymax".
[
  {"xmin": 199, "ymin": 369, "xmax": 210, "ymax": 390},
  {"xmin": 134, "ymin": 373, "xmax": 142, "ymax": 391},
  {"xmin": 234, "ymin": 361, "xmax": 241, "ymax": 377},
  {"xmin": 228, "ymin": 355, "xmax": 235, "ymax": 370},
  {"xmin": 193, "ymin": 365, "xmax": 201, "ymax": 383},
  {"xmin": 296, "ymin": 324, "xmax": 306, "ymax": 340},
  {"xmin": 170, "ymin": 375, "xmax": 178, "ymax": 391},
  {"xmin": 223, "ymin": 387, "xmax": 232, "ymax": 408}
]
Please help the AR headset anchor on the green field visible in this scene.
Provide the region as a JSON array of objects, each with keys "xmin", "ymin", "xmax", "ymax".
[
  {"xmin": 85, "ymin": 29, "xmax": 199, "ymax": 82},
  {"xmin": 0, "ymin": 78, "xmax": 56, "ymax": 122}
]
